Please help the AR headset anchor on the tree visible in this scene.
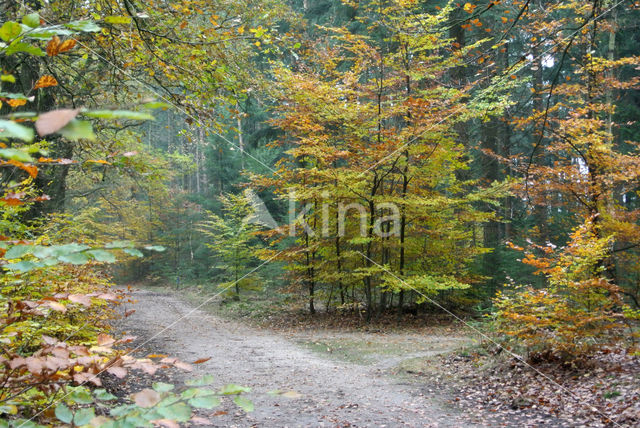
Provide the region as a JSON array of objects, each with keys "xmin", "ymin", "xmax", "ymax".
[
  {"xmin": 198, "ymin": 191, "xmax": 262, "ymax": 299},
  {"xmin": 254, "ymin": 0, "xmax": 510, "ymax": 318}
]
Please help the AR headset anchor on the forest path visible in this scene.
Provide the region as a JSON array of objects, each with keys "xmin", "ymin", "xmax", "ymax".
[{"xmin": 115, "ymin": 288, "xmax": 478, "ymax": 427}]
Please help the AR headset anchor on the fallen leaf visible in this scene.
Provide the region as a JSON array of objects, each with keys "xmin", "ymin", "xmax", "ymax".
[{"xmin": 132, "ymin": 389, "xmax": 160, "ymax": 408}]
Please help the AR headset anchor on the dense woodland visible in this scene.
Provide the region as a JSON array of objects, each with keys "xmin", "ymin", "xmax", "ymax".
[{"xmin": 1, "ymin": 0, "xmax": 640, "ymax": 426}]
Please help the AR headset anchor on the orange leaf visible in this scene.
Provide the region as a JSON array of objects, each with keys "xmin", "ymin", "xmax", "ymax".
[
  {"xmin": 7, "ymin": 99, "xmax": 27, "ymax": 107},
  {"xmin": 34, "ymin": 75, "xmax": 58, "ymax": 90},
  {"xmin": 8, "ymin": 159, "xmax": 38, "ymax": 178},
  {"xmin": 1, "ymin": 194, "xmax": 24, "ymax": 206},
  {"xmin": 146, "ymin": 353, "xmax": 168, "ymax": 359},
  {"xmin": 191, "ymin": 357, "xmax": 211, "ymax": 364},
  {"xmin": 46, "ymin": 36, "xmax": 60, "ymax": 56},
  {"xmin": 58, "ymin": 39, "xmax": 76, "ymax": 53}
]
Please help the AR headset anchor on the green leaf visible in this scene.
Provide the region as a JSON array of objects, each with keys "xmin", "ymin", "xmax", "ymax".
[
  {"xmin": 58, "ymin": 120, "xmax": 96, "ymax": 141},
  {"xmin": 22, "ymin": 14, "xmax": 40, "ymax": 28},
  {"xmin": 4, "ymin": 261, "xmax": 40, "ymax": 272},
  {"xmin": 185, "ymin": 374, "xmax": 215, "ymax": 386},
  {"xmin": 0, "ymin": 120, "xmax": 34, "ymax": 142},
  {"xmin": 5, "ymin": 41, "xmax": 45, "ymax": 56},
  {"xmin": 188, "ymin": 395, "xmax": 221, "ymax": 409},
  {"xmin": 58, "ymin": 251, "xmax": 90, "ymax": 265},
  {"xmin": 87, "ymin": 249, "xmax": 116, "ymax": 263},
  {"xmin": 84, "ymin": 110, "xmax": 154, "ymax": 121},
  {"xmin": 54, "ymin": 403, "xmax": 73, "ymax": 424},
  {"xmin": 9, "ymin": 420, "xmax": 43, "ymax": 428},
  {"xmin": 0, "ymin": 22, "xmax": 22, "ymax": 42},
  {"xmin": 219, "ymin": 384, "xmax": 251, "ymax": 395},
  {"xmin": 94, "ymin": 389, "xmax": 117, "ymax": 401},
  {"xmin": 69, "ymin": 387, "xmax": 94, "ymax": 404},
  {"xmin": 104, "ymin": 16, "xmax": 133, "ymax": 25},
  {"xmin": 23, "ymin": 27, "xmax": 74, "ymax": 40},
  {"xmin": 123, "ymin": 248, "xmax": 143, "ymax": 258},
  {"xmin": 73, "ymin": 408, "xmax": 95, "ymax": 426},
  {"xmin": 156, "ymin": 403, "xmax": 191, "ymax": 422},
  {"xmin": 0, "ymin": 148, "xmax": 33, "ymax": 162},
  {"xmin": 233, "ymin": 396, "xmax": 254, "ymax": 412},
  {"xmin": 0, "ymin": 404, "xmax": 17, "ymax": 415},
  {"xmin": 152, "ymin": 382, "xmax": 174, "ymax": 392},
  {"xmin": 5, "ymin": 244, "xmax": 33, "ymax": 259},
  {"xmin": 65, "ymin": 20, "xmax": 101, "ymax": 32},
  {"xmin": 144, "ymin": 245, "xmax": 166, "ymax": 252},
  {"xmin": 50, "ymin": 243, "xmax": 91, "ymax": 256},
  {"xmin": 141, "ymin": 101, "xmax": 171, "ymax": 109},
  {"xmin": 105, "ymin": 240, "xmax": 134, "ymax": 249},
  {"xmin": 0, "ymin": 92, "xmax": 29, "ymax": 99}
]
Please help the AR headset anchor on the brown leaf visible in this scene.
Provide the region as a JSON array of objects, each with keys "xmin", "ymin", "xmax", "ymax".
[
  {"xmin": 132, "ymin": 388, "xmax": 160, "ymax": 408},
  {"xmin": 97, "ymin": 292, "xmax": 117, "ymax": 301},
  {"xmin": 96, "ymin": 334, "xmax": 115, "ymax": 347},
  {"xmin": 8, "ymin": 357, "xmax": 26, "ymax": 369},
  {"xmin": 45, "ymin": 301, "xmax": 67, "ymax": 313},
  {"xmin": 190, "ymin": 417, "xmax": 212, "ymax": 425},
  {"xmin": 173, "ymin": 360, "xmax": 193, "ymax": 372},
  {"xmin": 68, "ymin": 294, "xmax": 92, "ymax": 307},
  {"xmin": 25, "ymin": 357, "xmax": 45, "ymax": 374},
  {"xmin": 41, "ymin": 335, "xmax": 58, "ymax": 345},
  {"xmin": 35, "ymin": 109, "xmax": 79, "ymax": 136},
  {"xmin": 191, "ymin": 357, "xmax": 211, "ymax": 365},
  {"xmin": 51, "ymin": 347, "xmax": 70, "ymax": 359},
  {"xmin": 44, "ymin": 356, "xmax": 69, "ymax": 371},
  {"xmin": 106, "ymin": 366, "xmax": 127, "ymax": 378},
  {"xmin": 151, "ymin": 419, "xmax": 180, "ymax": 428},
  {"xmin": 73, "ymin": 372, "xmax": 101, "ymax": 385},
  {"xmin": 138, "ymin": 361, "xmax": 158, "ymax": 375},
  {"xmin": 70, "ymin": 345, "xmax": 90, "ymax": 356}
]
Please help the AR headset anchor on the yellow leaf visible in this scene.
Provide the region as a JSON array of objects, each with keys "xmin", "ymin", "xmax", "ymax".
[{"xmin": 463, "ymin": 3, "xmax": 476, "ymax": 13}]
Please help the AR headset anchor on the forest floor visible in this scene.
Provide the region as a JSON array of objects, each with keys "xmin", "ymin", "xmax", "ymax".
[{"xmin": 109, "ymin": 287, "xmax": 637, "ymax": 427}]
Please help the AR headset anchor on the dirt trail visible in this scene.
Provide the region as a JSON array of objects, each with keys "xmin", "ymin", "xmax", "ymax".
[{"xmin": 116, "ymin": 288, "xmax": 479, "ymax": 427}]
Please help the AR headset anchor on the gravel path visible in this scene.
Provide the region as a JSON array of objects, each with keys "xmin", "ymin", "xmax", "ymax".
[{"xmin": 116, "ymin": 288, "xmax": 479, "ymax": 427}]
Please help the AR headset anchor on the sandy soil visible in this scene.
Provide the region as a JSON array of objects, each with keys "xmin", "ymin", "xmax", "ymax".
[{"xmin": 114, "ymin": 288, "xmax": 481, "ymax": 427}]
